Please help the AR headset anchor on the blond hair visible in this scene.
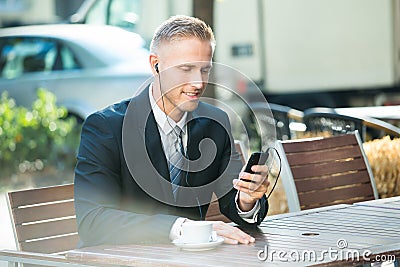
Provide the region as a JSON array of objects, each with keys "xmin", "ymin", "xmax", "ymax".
[{"xmin": 150, "ymin": 15, "xmax": 215, "ymax": 53}]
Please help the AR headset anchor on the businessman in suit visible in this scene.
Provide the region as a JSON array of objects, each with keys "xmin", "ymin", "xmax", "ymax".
[{"xmin": 74, "ymin": 15, "xmax": 270, "ymax": 247}]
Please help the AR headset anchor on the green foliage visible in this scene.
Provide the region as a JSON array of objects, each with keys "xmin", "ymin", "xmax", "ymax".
[{"xmin": 0, "ymin": 89, "xmax": 80, "ymax": 178}]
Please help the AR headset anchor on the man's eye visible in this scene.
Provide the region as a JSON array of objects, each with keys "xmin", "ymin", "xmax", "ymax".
[
  {"xmin": 201, "ymin": 68, "xmax": 211, "ymax": 74},
  {"xmin": 180, "ymin": 67, "xmax": 192, "ymax": 72}
]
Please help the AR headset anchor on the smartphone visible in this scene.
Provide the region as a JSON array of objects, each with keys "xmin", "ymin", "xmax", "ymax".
[{"xmin": 243, "ymin": 152, "xmax": 269, "ymax": 174}]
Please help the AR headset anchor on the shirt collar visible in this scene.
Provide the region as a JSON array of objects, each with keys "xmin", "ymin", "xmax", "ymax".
[{"xmin": 149, "ymin": 84, "xmax": 187, "ymax": 135}]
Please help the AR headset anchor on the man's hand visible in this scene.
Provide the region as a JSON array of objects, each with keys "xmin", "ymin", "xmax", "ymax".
[
  {"xmin": 232, "ymin": 165, "xmax": 270, "ymax": 211},
  {"xmin": 211, "ymin": 221, "xmax": 255, "ymax": 244}
]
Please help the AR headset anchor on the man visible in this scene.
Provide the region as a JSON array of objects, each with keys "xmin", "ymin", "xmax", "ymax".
[{"xmin": 74, "ymin": 15, "xmax": 270, "ymax": 247}]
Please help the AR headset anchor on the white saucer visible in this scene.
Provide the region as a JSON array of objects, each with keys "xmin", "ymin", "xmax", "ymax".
[{"xmin": 172, "ymin": 236, "xmax": 224, "ymax": 251}]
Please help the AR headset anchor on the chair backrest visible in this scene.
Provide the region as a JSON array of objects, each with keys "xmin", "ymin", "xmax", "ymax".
[
  {"xmin": 7, "ymin": 184, "xmax": 78, "ymax": 254},
  {"xmin": 249, "ymin": 102, "xmax": 304, "ymax": 141},
  {"xmin": 234, "ymin": 139, "xmax": 247, "ymax": 165},
  {"xmin": 303, "ymin": 107, "xmax": 400, "ymax": 141},
  {"xmin": 205, "ymin": 140, "xmax": 246, "ymax": 222},
  {"xmin": 277, "ymin": 131, "xmax": 379, "ymax": 212}
]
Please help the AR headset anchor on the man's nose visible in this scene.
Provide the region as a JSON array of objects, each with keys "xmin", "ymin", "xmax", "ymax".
[{"xmin": 189, "ymin": 71, "xmax": 205, "ymax": 88}]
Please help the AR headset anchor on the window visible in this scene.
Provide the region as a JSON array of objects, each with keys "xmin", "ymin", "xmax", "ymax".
[
  {"xmin": 85, "ymin": 0, "xmax": 108, "ymax": 25},
  {"xmin": 83, "ymin": 0, "xmax": 142, "ymax": 31},
  {"xmin": 0, "ymin": 37, "xmax": 81, "ymax": 79},
  {"xmin": 109, "ymin": 0, "xmax": 141, "ymax": 31},
  {"xmin": 0, "ymin": 0, "xmax": 27, "ymax": 12}
]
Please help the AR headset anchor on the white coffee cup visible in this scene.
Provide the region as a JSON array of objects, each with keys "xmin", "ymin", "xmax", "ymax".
[{"xmin": 181, "ymin": 221, "xmax": 214, "ymax": 244}]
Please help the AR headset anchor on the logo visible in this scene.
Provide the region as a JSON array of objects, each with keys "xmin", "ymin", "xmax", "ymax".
[{"xmin": 257, "ymin": 239, "xmax": 395, "ymax": 263}]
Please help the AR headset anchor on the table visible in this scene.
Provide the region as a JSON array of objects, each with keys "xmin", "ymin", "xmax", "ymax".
[
  {"xmin": 64, "ymin": 203, "xmax": 400, "ymax": 267},
  {"xmin": 335, "ymin": 106, "xmax": 400, "ymax": 121},
  {"xmin": 354, "ymin": 196, "xmax": 400, "ymax": 210}
]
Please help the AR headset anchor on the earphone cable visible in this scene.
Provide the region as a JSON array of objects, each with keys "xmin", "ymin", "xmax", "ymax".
[
  {"xmin": 157, "ymin": 69, "xmax": 181, "ymax": 139},
  {"xmin": 157, "ymin": 68, "xmax": 203, "ymax": 219},
  {"xmin": 264, "ymin": 147, "xmax": 281, "ymax": 199}
]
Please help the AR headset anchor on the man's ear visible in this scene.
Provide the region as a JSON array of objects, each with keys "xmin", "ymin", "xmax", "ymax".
[{"xmin": 149, "ymin": 54, "xmax": 159, "ymax": 75}]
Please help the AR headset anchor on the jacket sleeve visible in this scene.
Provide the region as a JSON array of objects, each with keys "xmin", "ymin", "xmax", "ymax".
[{"xmin": 74, "ymin": 112, "xmax": 178, "ymax": 247}]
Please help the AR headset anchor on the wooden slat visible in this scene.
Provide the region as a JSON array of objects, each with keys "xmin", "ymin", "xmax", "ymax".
[
  {"xmin": 298, "ymin": 183, "xmax": 375, "ymax": 207},
  {"xmin": 8, "ymin": 184, "xmax": 74, "ymax": 208},
  {"xmin": 206, "ymin": 201, "xmax": 220, "ymax": 216},
  {"xmin": 17, "ymin": 218, "xmax": 77, "ymax": 242},
  {"xmin": 12, "ymin": 200, "xmax": 75, "ymax": 225},
  {"xmin": 290, "ymin": 157, "xmax": 367, "ymax": 179},
  {"xmin": 280, "ymin": 133, "xmax": 377, "ymax": 211},
  {"xmin": 301, "ymin": 197, "xmax": 375, "ymax": 210},
  {"xmin": 285, "ymin": 145, "xmax": 362, "ymax": 165},
  {"xmin": 20, "ymin": 234, "xmax": 79, "ymax": 254},
  {"xmin": 282, "ymin": 134, "xmax": 357, "ymax": 153},
  {"xmin": 7, "ymin": 184, "xmax": 80, "ymax": 255},
  {"xmin": 205, "ymin": 200, "xmax": 231, "ymax": 223},
  {"xmin": 205, "ymin": 214, "xmax": 231, "ymax": 223},
  {"xmin": 234, "ymin": 140, "xmax": 246, "ymax": 165},
  {"xmin": 295, "ymin": 170, "xmax": 371, "ymax": 192}
]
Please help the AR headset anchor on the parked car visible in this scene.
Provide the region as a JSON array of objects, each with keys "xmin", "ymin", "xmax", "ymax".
[{"xmin": 0, "ymin": 24, "xmax": 152, "ymax": 121}]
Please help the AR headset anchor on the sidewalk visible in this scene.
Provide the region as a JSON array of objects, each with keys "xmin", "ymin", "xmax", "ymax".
[{"xmin": 0, "ymin": 192, "xmax": 17, "ymax": 267}]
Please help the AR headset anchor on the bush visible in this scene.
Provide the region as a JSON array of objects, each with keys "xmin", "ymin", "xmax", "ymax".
[
  {"xmin": 0, "ymin": 89, "xmax": 80, "ymax": 178},
  {"xmin": 363, "ymin": 136, "xmax": 400, "ymax": 198}
]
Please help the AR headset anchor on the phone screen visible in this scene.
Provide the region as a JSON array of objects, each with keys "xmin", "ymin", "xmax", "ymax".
[{"xmin": 243, "ymin": 152, "xmax": 269, "ymax": 174}]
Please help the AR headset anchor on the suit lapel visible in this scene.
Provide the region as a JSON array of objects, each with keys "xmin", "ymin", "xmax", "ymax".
[
  {"xmin": 182, "ymin": 111, "xmax": 205, "ymax": 186},
  {"xmin": 145, "ymin": 112, "xmax": 170, "ymax": 183},
  {"xmin": 125, "ymin": 87, "xmax": 174, "ymax": 203}
]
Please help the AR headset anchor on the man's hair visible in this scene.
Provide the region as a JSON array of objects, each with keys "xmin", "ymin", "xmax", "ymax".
[{"xmin": 150, "ymin": 15, "xmax": 215, "ymax": 53}]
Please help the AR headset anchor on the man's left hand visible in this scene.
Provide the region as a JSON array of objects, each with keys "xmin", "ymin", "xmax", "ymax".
[{"xmin": 232, "ymin": 165, "xmax": 270, "ymax": 211}]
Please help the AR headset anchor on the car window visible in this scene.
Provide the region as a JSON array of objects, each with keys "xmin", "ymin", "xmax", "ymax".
[
  {"xmin": 109, "ymin": 0, "xmax": 141, "ymax": 31},
  {"xmin": 84, "ymin": 0, "xmax": 141, "ymax": 32},
  {"xmin": 0, "ymin": 37, "xmax": 81, "ymax": 79},
  {"xmin": 85, "ymin": 0, "xmax": 108, "ymax": 25}
]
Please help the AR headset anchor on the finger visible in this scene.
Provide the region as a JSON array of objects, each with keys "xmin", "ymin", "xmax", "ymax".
[
  {"xmin": 233, "ymin": 177, "xmax": 269, "ymax": 193},
  {"xmin": 217, "ymin": 229, "xmax": 254, "ymax": 244},
  {"xmin": 250, "ymin": 165, "xmax": 269, "ymax": 174},
  {"xmin": 236, "ymin": 187, "xmax": 264, "ymax": 199},
  {"xmin": 240, "ymin": 173, "xmax": 267, "ymax": 185},
  {"xmin": 233, "ymin": 179, "xmax": 258, "ymax": 191},
  {"xmin": 222, "ymin": 236, "xmax": 239, "ymax": 245},
  {"xmin": 233, "ymin": 179, "xmax": 257, "ymax": 193},
  {"xmin": 212, "ymin": 222, "xmax": 255, "ymax": 244},
  {"xmin": 234, "ymin": 181, "xmax": 268, "ymax": 198}
]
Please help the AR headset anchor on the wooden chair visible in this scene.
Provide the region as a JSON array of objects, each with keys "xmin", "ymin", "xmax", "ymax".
[
  {"xmin": 205, "ymin": 140, "xmax": 247, "ymax": 222},
  {"xmin": 1, "ymin": 183, "xmax": 87, "ymax": 266},
  {"xmin": 7, "ymin": 183, "xmax": 78, "ymax": 254},
  {"xmin": 277, "ymin": 131, "xmax": 379, "ymax": 212}
]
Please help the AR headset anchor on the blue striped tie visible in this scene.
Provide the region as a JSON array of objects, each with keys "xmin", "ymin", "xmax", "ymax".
[{"xmin": 169, "ymin": 127, "xmax": 184, "ymax": 199}]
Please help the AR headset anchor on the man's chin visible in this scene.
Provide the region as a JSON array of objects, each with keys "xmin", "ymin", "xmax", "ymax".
[{"xmin": 179, "ymin": 100, "xmax": 200, "ymax": 112}]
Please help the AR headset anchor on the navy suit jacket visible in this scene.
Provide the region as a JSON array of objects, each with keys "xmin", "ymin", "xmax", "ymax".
[{"xmin": 74, "ymin": 87, "xmax": 268, "ymax": 247}]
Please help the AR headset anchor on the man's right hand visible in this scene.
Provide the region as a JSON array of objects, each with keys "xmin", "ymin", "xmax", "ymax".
[{"xmin": 210, "ymin": 221, "xmax": 255, "ymax": 244}]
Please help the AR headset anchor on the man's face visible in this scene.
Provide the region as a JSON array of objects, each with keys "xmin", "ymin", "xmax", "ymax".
[{"xmin": 155, "ymin": 38, "xmax": 213, "ymax": 120}]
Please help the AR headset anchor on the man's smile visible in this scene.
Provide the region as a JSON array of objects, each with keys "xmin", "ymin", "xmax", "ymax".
[{"xmin": 183, "ymin": 90, "xmax": 202, "ymax": 99}]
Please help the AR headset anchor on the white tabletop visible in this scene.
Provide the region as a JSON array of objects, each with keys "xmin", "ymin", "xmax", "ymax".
[{"xmin": 335, "ymin": 106, "xmax": 400, "ymax": 120}]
